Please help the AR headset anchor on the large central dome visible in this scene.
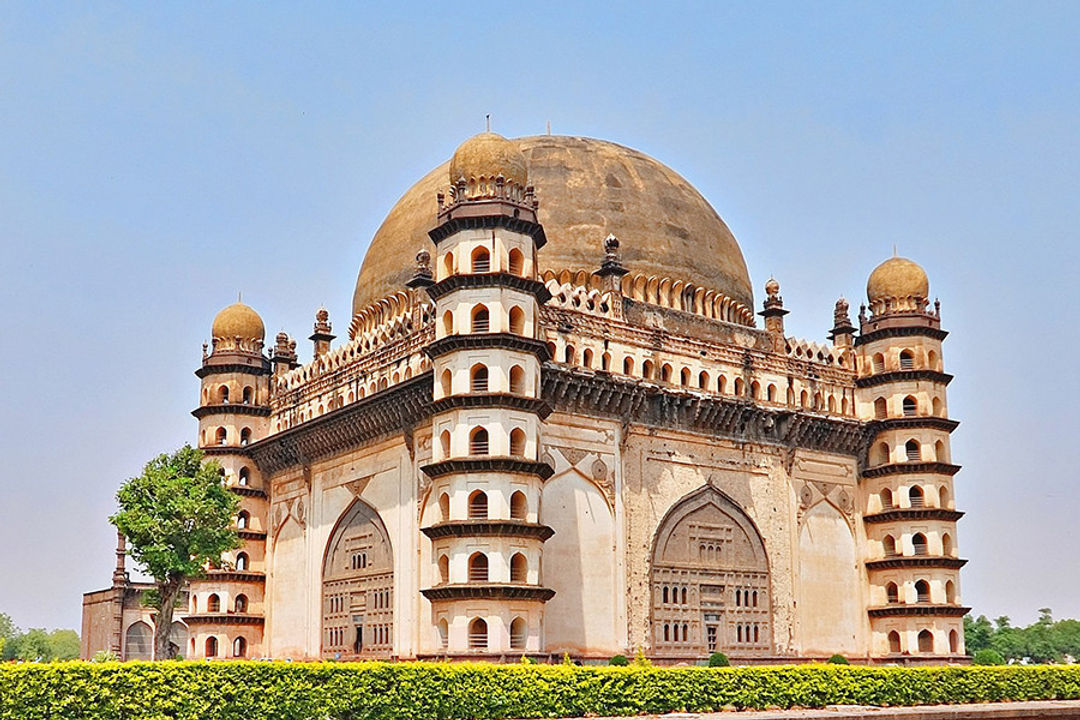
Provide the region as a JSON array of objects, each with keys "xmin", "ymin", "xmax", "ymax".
[{"xmin": 353, "ymin": 135, "xmax": 752, "ymax": 315}]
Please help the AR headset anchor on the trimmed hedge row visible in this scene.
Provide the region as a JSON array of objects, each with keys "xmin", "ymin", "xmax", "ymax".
[{"xmin": 2, "ymin": 662, "xmax": 1080, "ymax": 720}]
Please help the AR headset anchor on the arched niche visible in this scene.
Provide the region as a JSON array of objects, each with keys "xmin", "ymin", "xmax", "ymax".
[
  {"xmin": 796, "ymin": 501, "xmax": 860, "ymax": 655},
  {"xmin": 321, "ymin": 498, "xmax": 394, "ymax": 659},
  {"xmin": 124, "ymin": 621, "xmax": 153, "ymax": 660},
  {"xmin": 650, "ymin": 486, "xmax": 771, "ymax": 658}
]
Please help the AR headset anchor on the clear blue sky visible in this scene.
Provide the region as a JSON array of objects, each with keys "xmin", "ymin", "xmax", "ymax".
[{"xmin": 1, "ymin": 2, "xmax": 1077, "ymax": 633}]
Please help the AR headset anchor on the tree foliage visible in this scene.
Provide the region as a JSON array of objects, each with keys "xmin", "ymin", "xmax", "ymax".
[
  {"xmin": 0, "ymin": 626, "xmax": 80, "ymax": 662},
  {"xmin": 965, "ymin": 609, "xmax": 1080, "ymax": 663},
  {"xmin": 110, "ymin": 444, "xmax": 239, "ymax": 660}
]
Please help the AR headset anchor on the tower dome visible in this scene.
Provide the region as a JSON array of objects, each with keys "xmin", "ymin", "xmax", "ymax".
[
  {"xmin": 354, "ymin": 135, "xmax": 752, "ymax": 316},
  {"xmin": 448, "ymin": 131, "xmax": 528, "ymax": 187},
  {"xmin": 212, "ymin": 301, "xmax": 265, "ymax": 342},
  {"xmin": 866, "ymin": 256, "xmax": 929, "ymax": 304}
]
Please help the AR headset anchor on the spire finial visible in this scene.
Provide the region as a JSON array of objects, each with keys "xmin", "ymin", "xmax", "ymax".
[
  {"xmin": 546, "ymin": 120, "xmax": 551, "ymax": 135},
  {"xmin": 485, "ymin": 114, "xmax": 491, "ymax": 132},
  {"xmin": 893, "ymin": 244, "xmax": 898, "ymax": 257},
  {"xmin": 237, "ymin": 291, "xmax": 242, "ymax": 303}
]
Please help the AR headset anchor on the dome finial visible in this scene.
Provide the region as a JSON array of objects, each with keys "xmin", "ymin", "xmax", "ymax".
[{"xmin": 485, "ymin": 113, "xmax": 491, "ymax": 132}]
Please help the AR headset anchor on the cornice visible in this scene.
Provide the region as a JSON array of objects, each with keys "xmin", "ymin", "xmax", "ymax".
[
  {"xmin": 856, "ymin": 370, "xmax": 953, "ymax": 388},
  {"xmin": 865, "ymin": 556, "xmax": 967, "ymax": 571},
  {"xmin": 426, "ymin": 273, "xmax": 552, "ymax": 304},
  {"xmin": 181, "ymin": 613, "xmax": 265, "ymax": 626},
  {"xmin": 201, "ymin": 446, "xmax": 250, "ymax": 458},
  {"xmin": 195, "ymin": 361, "xmax": 271, "ymax": 379},
  {"xmin": 871, "ymin": 417, "xmax": 960, "ymax": 433},
  {"xmin": 237, "ymin": 529, "xmax": 267, "ymax": 541},
  {"xmin": 425, "ymin": 333, "xmax": 551, "ymax": 361},
  {"xmin": 430, "ymin": 393, "xmax": 552, "ymax": 419},
  {"xmin": 867, "ymin": 604, "xmax": 970, "ymax": 618},
  {"xmin": 420, "ymin": 584, "xmax": 555, "ymax": 602},
  {"xmin": 428, "ymin": 212, "xmax": 547, "ymax": 249},
  {"xmin": 862, "ymin": 508, "xmax": 964, "ymax": 524},
  {"xmin": 862, "ymin": 462, "xmax": 962, "ymax": 479},
  {"xmin": 229, "ymin": 486, "xmax": 267, "ymax": 499},
  {"xmin": 201, "ymin": 570, "xmax": 266, "ymax": 583},
  {"xmin": 420, "ymin": 458, "xmax": 555, "ymax": 480},
  {"xmin": 191, "ymin": 404, "xmax": 271, "ymax": 419},
  {"xmin": 855, "ymin": 325, "xmax": 949, "ymax": 346},
  {"xmin": 421, "ymin": 520, "xmax": 555, "ymax": 541}
]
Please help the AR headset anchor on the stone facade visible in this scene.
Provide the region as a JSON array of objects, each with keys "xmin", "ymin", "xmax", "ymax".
[{"xmin": 82, "ymin": 132, "xmax": 966, "ymax": 662}]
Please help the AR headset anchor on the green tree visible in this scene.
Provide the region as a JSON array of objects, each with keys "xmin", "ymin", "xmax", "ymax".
[
  {"xmin": 12, "ymin": 629, "xmax": 51, "ymax": 661},
  {"xmin": 46, "ymin": 629, "xmax": 80, "ymax": 660},
  {"xmin": 963, "ymin": 614, "xmax": 994, "ymax": 654},
  {"xmin": 110, "ymin": 444, "xmax": 239, "ymax": 660}
]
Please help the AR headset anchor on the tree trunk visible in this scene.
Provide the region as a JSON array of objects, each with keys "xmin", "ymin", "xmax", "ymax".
[{"xmin": 154, "ymin": 577, "xmax": 182, "ymax": 660}]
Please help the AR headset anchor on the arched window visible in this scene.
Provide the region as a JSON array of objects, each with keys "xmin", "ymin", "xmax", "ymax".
[
  {"xmin": 437, "ymin": 619, "xmax": 449, "ymax": 649},
  {"xmin": 915, "ymin": 579, "xmax": 931, "ymax": 603},
  {"xmin": 912, "ymin": 533, "xmax": 928, "ymax": 556},
  {"xmin": 900, "ymin": 349, "xmax": 915, "ymax": 370},
  {"xmin": 880, "ymin": 488, "xmax": 894, "ymax": 510},
  {"xmin": 217, "ymin": 385, "xmax": 229, "ymax": 404},
  {"xmin": 509, "ymin": 428, "xmax": 526, "ymax": 457},
  {"xmin": 903, "ymin": 396, "xmax": 918, "ymax": 416},
  {"xmin": 440, "ymin": 369, "xmax": 452, "ymax": 397},
  {"xmin": 508, "ymin": 306, "xmax": 525, "ymax": 335},
  {"xmin": 601, "ymin": 352, "xmax": 611, "ymax": 371},
  {"xmin": 234, "ymin": 594, "xmax": 247, "ymax": 613},
  {"xmin": 468, "ymin": 490, "xmax": 488, "ymax": 519},
  {"xmin": 437, "ymin": 555, "xmax": 449, "ymax": 585},
  {"xmin": 945, "ymin": 579, "xmax": 956, "ymax": 604},
  {"xmin": 469, "ymin": 427, "xmax": 489, "ymax": 455},
  {"xmin": 787, "ymin": 387, "xmax": 795, "ymax": 405},
  {"xmin": 438, "ymin": 492, "xmax": 450, "ymax": 522},
  {"xmin": 813, "ymin": 392, "xmax": 823, "ymax": 410},
  {"xmin": 734, "ymin": 378, "xmax": 745, "ymax": 396},
  {"xmin": 238, "ymin": 467, "xmax": 250, "ymax": 486},
  {"xmin": 623, "ymin": 357, "xmax": 634, "ymax": 375},
  {"xmin": 888, "ymin": 631, "xmax": 901, "ymax": 654},
  {"xmin": 751, "ymin": 381, "xmax": 761, "ymax": 399},
  {"xmin": 510, "ymin": 491, "xmax": 528, "ymax": 520},
  {"xmin": 882, "ymin": 535, "xmax": 897, "ymax": 557},
  {"xmin": 510, "ymin": 553, "xmax": 528, "ymax": 583},
  {"xmin": 207, "ymin": 594, "xmax": 220, "ymax": 613},
  {"xmin": 510, "ymin": 617, "xmax": 527, "ymax": 650},
  {"xmin": 563, "ymin": 345, "xmax": 575, "ymax": 363},
  {"xmin": 767, "ymin": 384, "xmax": 777, "ymax": 402},
  {"xmin": 439, "ymin": 430, "xmax": 451, "ymax": 458},
  {"xmin": 216, "ymin": 427, "xmax": 227, "ymax": 446},
  {"xmin": 886, "ymin": 582, "xmax": 899, "ymax": 604},
  {"xmin": 468, "ymin": 618, "xmax": 488, "ymax": 649},
  {"xmin": 236, "ymin": 511, "xmax": 249, "ymax": 529},
  {"xmin": 240, "ymin": 428, "xmax": 251, "ymax": 446},
  {"xmin": 470, "ymin": 305, "xmax": 489, "ymax": 333},
  {"xmin": 442, "ymin": 310, "xmax": 454, "ymax": 336},
  {"xmin": 718, "ymin": 375, "xmax": 727, "ymax": 394},
  {"xmin": 939, "ymin": 485, "xmax": 951, "ymax": 509},
  {"xmin": 643, "ymin": 360, "xmax": 655, "ymax": 379},
  {"xmin": 509, "ymin": 365, "xmax": 526, "ymax": 394},
  {"xmin": 905, "ymin": 439, "xmax": 921, "ymax": 462},
  {"xmin": 508, "ymin": 248, "xmax": 525, "ymax": 276},
  {"xmin": 470, "ymin": 364, "xmax": 489, "ymax": 393},
  {"xmin": 470, "ymin": 246, "xmax": 490, "ymax": 273},
  {"xmin": 680, "ymin": 367, "xmax": 691, "ymax": 386},
  {"xmin": 662, "ymin": 587, "xmax": 669, "ymax": 604},
  {"xmin": 231, "ymin": 636, "xmax": 246, "ymax": 657},
  {"xmin": 918, "ymin": 629, "xmax": 934, "ymax": 653},
  {"xmin": 873, "ymin": 442, "xmax": 890, "ymax": 466},
  {"xmin": 909, "ymin": 485, "xmax": 925, "ymax": 508},
  {"xmin": 467, "ymin": 553, "xmax": 489, "ymax": 582},
  {"xmin": 928, "ymin": 350, "xmax": 939, "ymax": 371},
  {"xmin": 242, "ymin": 387, "xmax": 254, "ymax": 404},
  {"xmin": 942, "ymin": 533, "xmax": 954, "ymax": 557},
  {"xmin": 932, "ymin": 397, "xmax": 944, "ymax": 416},
  {"xmin": 661, "ymin": 364, "xmax": 673, "ymax": 383},
  {"xmin": 235, "ymin": 553, "xmax": 248, "ymax": 571},
  {"xmin": 827, "ymin": 395, "xmax": 837, "ymax": 413},
  {"xmin": 442, "ymin": 252, "xmax": 454, "ymax": 278},
  {"xmin": 935, "ymin": 440, "xmax": 947, "ymax": 463},
  {"xmin": 949, "ymin": 629, "xmax": 960, "ymax": 653},
  {"xmin": 799, "ymin": 389, "xmax": 808, "ymax": 407},
  {"xmin": 872, "ymin": 353, "xmax": 885, "ymax": 374},
  {"xmin": 583, "ymin": 348, "xmax": 594, "ymax": 368},
  {"xmin": 205, "ymin": 636, "xmax": 218, "ymax": 657},
  {"xmin": 124, "ymin": 621, "xmax": 153, "ymax": 661}
]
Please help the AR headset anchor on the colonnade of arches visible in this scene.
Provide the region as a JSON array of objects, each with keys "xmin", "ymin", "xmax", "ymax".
[
  {"xmin": 199, "ymin": 634, "xmax": 248, "ymax": 658},
  {"xmin": 876, "ymin": 483, "xmax": 953, "ymax": 512},
  {"xmin": 438, "ymin": 426, "xmax": 529, "ymax": 458},
  {"xmin": 434, "ymin": 616, "xmax": 529, "ymax": 651},
  {"xmin": 873, "ymin": 394, "xmax": 946, "ymax": 419},
  {"xmin": 867, "ymin": 347, "xmax": 941, "ymax": 375},
  {"xmin": 194, "ymin": 592, "xmax": 250, "ymax": 614},
  {"xmin": 203, "ymin": 384, "xmax": 257, "ymax": 405},
  {"xmin": 870, "ymin": 438, "xmax": 950, "ymax": 465},
  {"xmin": 441, "ymin": 303, "xmax": 529, "ymax": 336},
  {"xmin": 440, "ymin": 245, "xmax": 529, "ymax": 279},
  {"xmin": 880, "ymin": 530, "xmax": 956, "ymax": 558},
  {"xmin": 439, "ymin": 363, "xmax": 529, "ymax": 396},
  {"xmin": 882, "ymin": 578, "xmax": 957, "ymax": 605},
  {"xmin": 886, "ymin": 628, "xmax": 960, "ymax": 655}
]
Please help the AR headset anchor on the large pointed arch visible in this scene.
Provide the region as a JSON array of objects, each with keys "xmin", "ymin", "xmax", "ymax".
[
  {"xmin": 321, "ymin": 498, "xmax": 394, "ymax": 659},
  {"xmin": 650, "ymin": 485, "xmax": 771, "ymax": 658}
]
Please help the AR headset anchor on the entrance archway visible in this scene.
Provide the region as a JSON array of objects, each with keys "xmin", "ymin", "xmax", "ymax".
[
  {"xmin": 650, "ymin": 486, "xmax": 771, "ymax": 657},
  {"xmin": 321, "ymin": 498, "xmax": 394, "ymax": 659}
]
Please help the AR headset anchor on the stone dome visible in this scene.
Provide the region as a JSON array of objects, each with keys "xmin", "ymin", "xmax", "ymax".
[
  {"xmin": 212, "ymin": 302, "xmax": 265, "ymax": 342},
  {"xmin": 353, "ymin": 135, "xmax": 752, "ymax": 315},
  {"xmin": 448, "ymin": 131, "xmax": 528, "ymax": 188},
  {"xmin": 866, "ymin": 256, "xmax": 929, "ymax": 303}
]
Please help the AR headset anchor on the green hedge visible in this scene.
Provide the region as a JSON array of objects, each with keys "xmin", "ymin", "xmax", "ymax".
[{"xmin": 2, "ymin": 662, "xmax": 1080, "ymax": 720}]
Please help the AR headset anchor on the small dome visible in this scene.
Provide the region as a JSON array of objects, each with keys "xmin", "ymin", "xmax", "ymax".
[
  {"xmin": 448, "ymin": 132, "xmax": 528, "ymax": 187},
  {"xmin": 867, "ymin": 256, "xmax": 929, "ymax": 303},
  {"xmin": 212, "ymin": 302, "xmax": 265, "ymax": 342}
]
